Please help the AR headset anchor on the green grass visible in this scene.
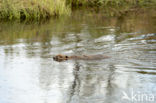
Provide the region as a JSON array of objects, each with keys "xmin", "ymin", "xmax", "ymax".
[
  {"xmin": 0, "ymin": 0, "xmax": 70, "ymax": 20},
  {"xmin": 0, "ymin": 0, "xmax": 156, "ymax": 21}
]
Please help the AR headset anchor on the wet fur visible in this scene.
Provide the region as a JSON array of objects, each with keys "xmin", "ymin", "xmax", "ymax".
[{"xmin": 53, "ymin": 54, "xmax": 110, "ymax": 62}]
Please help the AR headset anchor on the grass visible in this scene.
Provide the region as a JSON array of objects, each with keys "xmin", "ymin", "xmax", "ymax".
[
  {"xmin": 69, "ymin": 0, "xmax": 156, "ymax": 17},
  {"xmin": 69, "ymin": 0, "xmax": 156, "ymax": 7},
  {"xmin": 0, "ymin": 0, "xmax": 70, "ymax": 20},
  {"xmin": 0, "ymin": 0, "xmax": 156, "ymax": 20}
]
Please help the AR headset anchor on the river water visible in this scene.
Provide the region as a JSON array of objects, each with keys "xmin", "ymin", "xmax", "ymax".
[{"xmin": 0, "ymin": 9, "xmax": 156, "ymax": 103}]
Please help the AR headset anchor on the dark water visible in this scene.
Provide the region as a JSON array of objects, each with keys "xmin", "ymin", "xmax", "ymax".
[{"xmin": 0, "ymin": 9, "xmax": 156, "ymax": 103}]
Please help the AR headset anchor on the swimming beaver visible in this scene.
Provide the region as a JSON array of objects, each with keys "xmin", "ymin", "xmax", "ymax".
[{"xmin": 53, "ymin": 54, "xmax": 110, "ymax": 62}]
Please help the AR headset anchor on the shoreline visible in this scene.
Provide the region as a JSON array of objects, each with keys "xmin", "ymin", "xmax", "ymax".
[{"xmin": 0, "ymin": 0, "xmax": 155, "ymax": 21}]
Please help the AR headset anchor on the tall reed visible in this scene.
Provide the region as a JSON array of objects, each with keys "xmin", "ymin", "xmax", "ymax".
[{"xmin": 0, "ymin": 0, "xmax": 70, "ymax": 20}]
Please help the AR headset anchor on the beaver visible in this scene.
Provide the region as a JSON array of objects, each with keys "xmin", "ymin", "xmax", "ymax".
[{"xmin": 53, "ymin": 54, "xmax": 110, "ymax": 62}]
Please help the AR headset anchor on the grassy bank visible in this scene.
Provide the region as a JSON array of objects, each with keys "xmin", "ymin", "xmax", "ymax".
[
  {"xmin": 69, "ymin": 0, "xmax": 156, "ymax": 7},
  {"xmin": 0, "ymin": 0, "xmax": 70, "ymax": 20},
  {"xmin": 0, "ymin": 0, "xmax": 156, "ymax": 20}
]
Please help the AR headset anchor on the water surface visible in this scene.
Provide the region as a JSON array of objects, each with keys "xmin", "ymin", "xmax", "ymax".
[{"xmin": 0, "ymin": 9, "xmax": 156, "ymax": 103}]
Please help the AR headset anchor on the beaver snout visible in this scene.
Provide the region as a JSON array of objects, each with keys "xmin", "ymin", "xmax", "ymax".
[
  {"xmin": 53, "ymin": 55, "xmax": 69, "ymax": 62},
  {"xmin": 53, "ymin": 56, "xmax": 61, "ymax": 62},
  {"xmin": 53, "ymin": 56, "xmax": 57, "ymax": 60}
]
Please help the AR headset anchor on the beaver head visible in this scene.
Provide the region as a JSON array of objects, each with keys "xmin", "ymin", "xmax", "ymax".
[{"xmin": 53, "ymin": 54, "xmax": 69, "ymax": 62}]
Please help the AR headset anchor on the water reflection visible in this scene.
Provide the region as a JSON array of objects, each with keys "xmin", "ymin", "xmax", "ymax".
[{"xmin": 0, "ymin": 8, "xmax": 156, "ymax": 103}]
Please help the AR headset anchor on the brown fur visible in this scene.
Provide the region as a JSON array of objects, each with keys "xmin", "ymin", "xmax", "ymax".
[{"xmin": 53, "ymin": 54, "xmax": 110, "ymax": 62}]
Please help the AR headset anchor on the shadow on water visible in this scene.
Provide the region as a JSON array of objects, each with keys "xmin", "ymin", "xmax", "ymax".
[{"xmin": 0, "ymin": 8, "xmax": 156, "ymax": 103}]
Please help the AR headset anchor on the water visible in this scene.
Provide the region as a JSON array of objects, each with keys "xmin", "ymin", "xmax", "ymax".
[{"xmin": 0, "ymin": 9, "xmax": 156, "ymax": 103}]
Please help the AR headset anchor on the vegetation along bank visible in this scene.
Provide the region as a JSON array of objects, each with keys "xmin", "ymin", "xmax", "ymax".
[{"xmin": 0, "ymin": 0, "xmax": 156, "ymax": 21}]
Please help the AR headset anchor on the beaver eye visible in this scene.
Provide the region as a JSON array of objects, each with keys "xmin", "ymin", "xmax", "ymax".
[{"xmin": 66, "ymin": 56, "xmax": 68, "ymax": 58}]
